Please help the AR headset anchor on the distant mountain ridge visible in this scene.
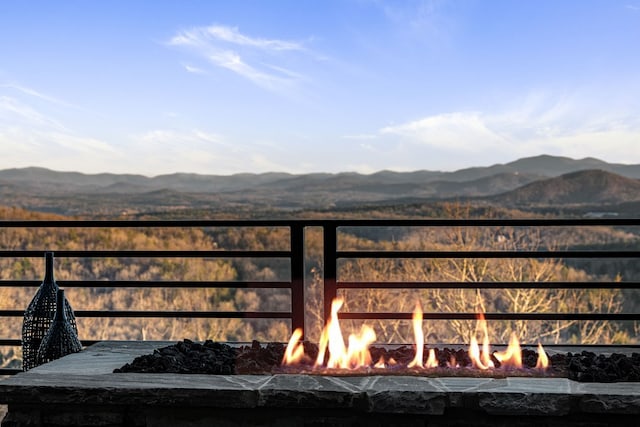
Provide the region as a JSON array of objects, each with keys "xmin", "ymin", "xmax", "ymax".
[
  {"xmin": 2, "ymin": 155, "xmax": 640, "ymax": 215},
  {"xmin": 491, "ymin": 169, "xmax": 640, "ymax": 206},
  {"xmin": 3, "ymin": 155, "xmax": 640, "ymax": 194}
]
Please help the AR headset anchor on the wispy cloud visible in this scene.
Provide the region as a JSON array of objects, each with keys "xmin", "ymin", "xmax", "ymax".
[
  {"xmin": 169, "ymin": 24, "xmax": 310, "ymax": 92},
  {"xmin": 0, "ymin": 117, "xmax": 118, "ymax": 173},
  {"xmin": 342, "ymin": 133, "xmax": 378, "ymax": 140},
  {"xmin": 183, "ymin": 64, "xmax": 206, "ymax": 74},
  {"xmin": 0, "ymin": 84, "xmax": 119, "ymax": 173},
  {"xmin": 202, "ymin": 25, "xmax": 304, "ymax": 51},
  {"xmin": 372, "ymin": 0, "xmax": 454, "ymax": 46},
  {"xmin": 0, "ymin": 83, "xmax": 75, "ymax": 108},
  {"xmin": 381, "ymin": 112, "xmax": 506, "ymax": 152},
  {"xmin": 128, "ymin": 129, "xmax": 294, "ymax": 175},
  {"xmin": 376, "ymin": 93, "xmax": 640, "ymax": 168},
  {"xmin": 0, "ymin": 95, "xmax": 67, "ymax": 130}
]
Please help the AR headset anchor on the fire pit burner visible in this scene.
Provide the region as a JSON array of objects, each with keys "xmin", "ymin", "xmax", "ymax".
[{"xmin": 114, "ymin": 338, "xmax": 640, "ymax": 382}]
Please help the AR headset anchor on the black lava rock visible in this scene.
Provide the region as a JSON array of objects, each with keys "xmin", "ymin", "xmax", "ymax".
[{"xmin": 114, "ymin": 340, "xmax": 640, "ymax": 383}]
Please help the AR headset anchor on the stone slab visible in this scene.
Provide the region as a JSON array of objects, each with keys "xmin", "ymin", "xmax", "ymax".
[{"xmin": 0, "ymin": 341, "xmax": 639, "ymax": 424}]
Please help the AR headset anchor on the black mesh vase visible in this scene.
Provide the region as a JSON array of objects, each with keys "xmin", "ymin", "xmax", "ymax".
[
  {"xmin": 36, "ymin": 289, "xmax": 83, "ymax": 366},
  {"xmin": 22, "ymin": 252, "xmax": 78, "ymax": 370}
]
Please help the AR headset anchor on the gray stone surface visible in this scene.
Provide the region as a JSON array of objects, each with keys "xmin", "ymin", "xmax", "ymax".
[{"xmin": 0, "ymin": 341, "xmax": 639, "ymax": 426}]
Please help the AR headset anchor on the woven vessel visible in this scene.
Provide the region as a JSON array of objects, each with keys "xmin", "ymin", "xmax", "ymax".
[
  {"xmin": 22, "ymin": 252, "xmax": 78, "ymax": 370},
  {"xmin": 36, "ymin": 289, "xmax": 82, "ymax": 366}
]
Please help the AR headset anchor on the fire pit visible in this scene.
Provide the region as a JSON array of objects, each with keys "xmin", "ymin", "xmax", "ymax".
[
  {"xmin": 0, "ymin": 341, "xmax": 639, "ymax": 427},
  {"xmin": 114, "ymin": 338, "xmax": 640, "ymax": 383},
  {"xmin": 2, "ymin": 297, "xmax": 640, "ymax": 426},
  {"xmin": 116, "ymin": 297, "xmax": 640, "ymax": 383}
]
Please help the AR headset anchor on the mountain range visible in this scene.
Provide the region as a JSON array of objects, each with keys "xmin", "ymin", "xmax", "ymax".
[{"xmin": 2, "ymin": 155, "xmax": 640, "ymax": 216}]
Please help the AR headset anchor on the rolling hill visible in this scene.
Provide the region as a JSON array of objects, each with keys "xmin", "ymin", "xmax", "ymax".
[
  {"xmin": 2, "ymin": 155, "xmax": 640, "ymax": 215},
  {"xmin": 490, "ymin": 169, "xmax": 640, "ymax": 206}
]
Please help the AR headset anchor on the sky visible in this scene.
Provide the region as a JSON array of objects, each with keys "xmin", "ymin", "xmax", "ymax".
[{"xmin": 1, "ymin": 0, "xmax": 639, "ymax": 176}]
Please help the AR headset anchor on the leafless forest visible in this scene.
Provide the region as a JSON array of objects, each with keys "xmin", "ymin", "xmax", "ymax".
[{"xmin": 2, "ymin": 202, "xmax": 639, "ymax": 370}]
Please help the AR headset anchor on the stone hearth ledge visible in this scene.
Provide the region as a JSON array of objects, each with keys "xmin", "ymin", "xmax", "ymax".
[{"xmin": 0, "ymin": 341, "xmax": 639, "ymax": 426}]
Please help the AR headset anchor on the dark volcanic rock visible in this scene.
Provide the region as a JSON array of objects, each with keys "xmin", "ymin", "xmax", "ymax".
[
  {"xmin": 114, "ymin": 339, "xmax": 237, "ymax": 374},
  {"xmin": 114, "ymin": 340, "xmax": 640, "ymax": 383},
  {"xmin": 563, "ymin": 351, "xmax": 640, "ymax": 382}
]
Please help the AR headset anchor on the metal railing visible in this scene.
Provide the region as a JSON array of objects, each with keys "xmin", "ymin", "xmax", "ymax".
[{"xmin": 1, "ymin": 218, "xmax": 640, "ymax": 375}]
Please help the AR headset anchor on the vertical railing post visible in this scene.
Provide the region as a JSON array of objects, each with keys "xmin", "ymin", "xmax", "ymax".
[
  {"xmin": 290, "ymin": 223, "xmax": 305, "ymax": 335},
  {"xmin": 323, "ymin": 222, "xmax": 338, "ymax": 323}
]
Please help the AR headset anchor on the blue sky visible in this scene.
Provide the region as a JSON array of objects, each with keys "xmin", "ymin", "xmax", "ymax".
[{"xmin": 1, "ymin": 0, "xmax": 639, "ymax": 176}]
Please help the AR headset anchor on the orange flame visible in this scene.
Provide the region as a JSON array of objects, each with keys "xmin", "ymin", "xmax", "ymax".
[
  {"xmin": 282, "ymin": 327, "xmax": 305, "ymax": 365},
  {"xmin": 345, "ymin": 325, "xmax": 376, "ymax": 368},
  {"xmin": 407, "ymin": 302, "xmax": 424, "ymax": 368},
  {"xmin": 469, "ymin": 313, "xmax": 494, "ymax": 369},
  {"xmin": 314, "ymin": 297, "xmax": 376, "ymax": 369},
  {"xmin": 494, "ymin": 332, "xmax": 522, "ymax": 369},
  {"xmin": 374, "ymin": 356, "xmax": 386, "ymax": 368},
  {"xmin": 281, "ymin": 297, "xmax": 548, "ymax": 374},
  {"xmin": 425, "ymin": 348, "xmax": 438, "ymax": 368},
  {"xmin": 536, "ymin": 342, "xmax": 549, "ymax": 371}
]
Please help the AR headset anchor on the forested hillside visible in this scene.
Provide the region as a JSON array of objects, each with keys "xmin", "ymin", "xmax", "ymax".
[
  {"xmin": 1, "ymin": 203, "xmax": 639, "ymax": 370},
  {"xmin": 4, "ymin": 156, "xmax": 640, "ymax": 217}
]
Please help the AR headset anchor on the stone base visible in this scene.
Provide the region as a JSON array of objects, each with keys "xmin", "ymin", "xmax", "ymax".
[
  {"xmin": 0, "ymin": 342, "xmax": 638, "ymax": 426},
  {"xmin": 2, "ymin": 404, "xmax": 638, "ymax": 427}
]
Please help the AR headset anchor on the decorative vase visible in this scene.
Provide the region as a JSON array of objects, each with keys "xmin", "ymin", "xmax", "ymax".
[
  {"xmin": 36, "ymin": 289, "xmax": 83, "ymax": 366},
  {"xmin": 22, "ymin": 252, "xmax": 78, "ymax": 370}
]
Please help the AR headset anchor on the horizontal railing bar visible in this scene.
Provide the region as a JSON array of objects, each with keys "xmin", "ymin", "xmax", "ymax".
[
  {"xmin": 3, "ymin": 310, "xmax": 638, "ymax": 321},
  {"xmin": 3, "ymin": 249, "xmax": 638, "ymax": 259},
  {"xmin": 78, "ymin": 310, "xmax": 292, "ymax": 319},
  {"xmin": 4, "ymin": 309, "xmax": 636, "ymax": 321},
  {"xmin": 1, "ymin": 218, "xmax": 640, "ymax": 227},
  {"xmin": 0, "ymin": 220, "xmax": 298, "ymax": 228},
  {"xmin": 3, "ymin": 249, "xmax": 637, "ymax": 259},
  {"xmin": 0, "ymin": 250, "xmax": 291, "ymax": 258},
  {"xmin": 338, "ymin": 312, "xmax": 640, "ymax": 321},
  {"xmin": 0, "ymin": 280, "xmax": 294, "ymax": 289},
  {"xmin": 337, "ymin": 281, "xmax": 640, "ymax": 289},
  {"xmin": 0, "ymin": 310, "xmax": 31, "ymax": 317},
  {"xmin": 330, "ymin": 218, "xmax": 640, "ymax": 227},
  {"xmin": 6, "ymin": 280, "xmax": 638, "ymax": 290},
  {"xmin": 0, "ymin": 368, "xmax": 21, "ymax": 375},
  {"xmin": 336, "ymin": 250, "xmax": 640, "ymax": 259},
  {"xmin": 0, "ymin": 310, "xmax": 292, "ymax": 319}
]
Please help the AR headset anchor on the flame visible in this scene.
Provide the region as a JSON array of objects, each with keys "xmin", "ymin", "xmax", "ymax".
[
  {"xmin": 314, "ymin": 297, "xmax": 376, "ymax": 369},
  {"xmin": 425, "ymin": 348, "xmax": 438, "ymax": 368},
  {"xmin": 493, "ymin": 332, "xmax": 522, "ymax": 369},
  {"xmin": 314, "ymin": 298, "xmax": 344, "ymax": 367},
  {"xmin": 469, "ymin": 313, "xmax": 494, "ymax": 369},
  {"xmin": 282, "ymin": 328, "xmax": 305, "ymax": 365},
  {"xmin": 281, "ymin": 297, "xmax": 548, "ymax": 374},
  {"xmin": 374, "ymin": 356, "xmax": 386, "ymax": 368},
  {"xmin": 536, "ymin": 342, "xmax": 549, "ymax": 371},
  {"xmin": 407, "ymin": 302, "xmax": 424, "ymax": 368},
  {"xmin": 448, "ymin": 355, "xmax": 458, "ymax": 368},
  {"xmin": 469, "ymin": 336, "xmax": 485, "ymax": 369},
  {"xmin": 345, "ymin": 325, "xmax": 376, "ymax": 368}
]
